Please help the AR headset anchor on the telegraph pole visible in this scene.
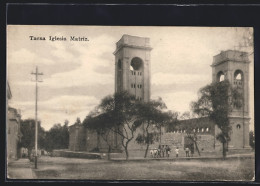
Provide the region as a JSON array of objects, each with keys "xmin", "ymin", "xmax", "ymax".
[{"xmin": 31, "ymin": 66, "xmax": 43, "ymax": 169}]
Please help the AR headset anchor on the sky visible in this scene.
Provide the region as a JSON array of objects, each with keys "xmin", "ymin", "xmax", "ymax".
[{"xmin": 7, "ymin": 26, "xmax": 254, "ymax": 131}]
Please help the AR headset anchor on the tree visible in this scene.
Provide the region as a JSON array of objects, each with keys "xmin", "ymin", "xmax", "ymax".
[
  {"xmin": 191, "ymin": 80, "xmax": 242, "ymax": 158},
  {"xmin": 135, "ymin": 98, "xmax": 173, "ymax": 158},
  {"xmin": 95, "ymin": 91, "xmax": 142, "ymax": 160},
  {"xmin": 18, "ymin": 119, "xmax": 46, "ymax": 158},
  {"xmin": 44, "ymin": 120, "xmax": 70, "ymax": 152}
]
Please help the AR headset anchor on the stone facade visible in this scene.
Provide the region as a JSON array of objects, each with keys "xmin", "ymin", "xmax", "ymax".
[
  {"xmin": 163, "ymin": 117, "xmax": 221, "ymax": 152},
  {"xmin": 114, "ymin": 34, "xmax": 152, "ymax": 102},
  {"xmin": 69, "ymin": 124, "xmax": 122, "ymax": 152},
  {"xmin": 211, "ymin": 50, "xmax": 251, "ymax": 149},
  {"xmin": 7, "ymin": 82, "xmax": 21, "ymax": 160},
  {"xmin": 69, "ymin": 124, "xmax": 86, "ymax": 151}
]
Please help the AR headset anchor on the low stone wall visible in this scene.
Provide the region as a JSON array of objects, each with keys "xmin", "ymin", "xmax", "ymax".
[{"xmin": 52, "ymin": 149, "xmax": 102, "ymax": 159}]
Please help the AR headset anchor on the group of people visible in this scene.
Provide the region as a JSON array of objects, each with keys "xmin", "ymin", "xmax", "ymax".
[
  {"xmin": 184, "ymin": 146, "xmax": 194, "ymax": 157},
  {"xmin": 150, "ymin": 145, "xmax": 171, "ymax": 158},
  {"xmin": 150, "ymin": 145, "xmax": 194, "ymax": 158}
]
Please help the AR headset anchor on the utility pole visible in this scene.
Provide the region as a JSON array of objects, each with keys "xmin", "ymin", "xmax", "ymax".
[{"xmin": 31, "ymin": 66, "xmax": 43, "ymax": 169}]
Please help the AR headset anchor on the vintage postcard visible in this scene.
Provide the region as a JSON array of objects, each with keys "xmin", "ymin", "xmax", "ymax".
[{"xmin": 6, "ymin": 25, "xmax": 254, "ymax": 181}]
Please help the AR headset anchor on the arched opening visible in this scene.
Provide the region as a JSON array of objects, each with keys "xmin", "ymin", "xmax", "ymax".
[
  {"xmin": 234, "ymin": 70, "xmax": 243, "ymax": 87},
  {"xmin": 234, "ymin": 70, "xmax": 243, "ymax": 81},
  {"xmin": 118, "ymin": 60, "xmax": 122, "ymax": 70},
  {"xmin": 217, "ymin": 71, "xmax": 225, "ymax": 82},
  {"xmin": 236, "ymin": 124, "xmax": 241, "ymax": 129},
  {"xmin": 130, "ymin": 57, "xmax": 143, "ymax": 71}
]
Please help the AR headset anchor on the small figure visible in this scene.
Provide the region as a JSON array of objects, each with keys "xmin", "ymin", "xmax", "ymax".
[
  {"xmin": 190, "ymin": 145, "xmax": 194, "ymax": 157},
  {"xmin": 158, "ymin": 145, "xmax": 162, "ymax": 158},
  {"xmin": 166, "ymin": 145, "xmax": 171, "ymax": 158},
  {"xmin": 175, "ymin": 147, "xmax": 179, "ymax": 158},
  {"xmin": 162, "ymin": 145, "xmax": 165, "ymax": 157},
  {"xmin": 185, "ymin": 147, "xmax": 190, "ymax": 157}
]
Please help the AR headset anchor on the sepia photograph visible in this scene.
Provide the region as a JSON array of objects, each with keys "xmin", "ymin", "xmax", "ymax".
[{"xmin": 6, "ymin": 25, "xmax": 254, "ymax": 181}]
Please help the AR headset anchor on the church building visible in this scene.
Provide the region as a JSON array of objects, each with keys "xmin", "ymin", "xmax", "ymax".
[{"xmin": 68, "ymin": 35, "xmax": 251, "ymax": 155}]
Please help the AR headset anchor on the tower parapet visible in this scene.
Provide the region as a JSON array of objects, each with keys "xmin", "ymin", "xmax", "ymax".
[
  {"xmin": 114, "ymin": 35, "xmax": 152, "ymax": 55},
  {"xmin": 212, "ymin": 50, "xmax": 250, "ymax": 67}
]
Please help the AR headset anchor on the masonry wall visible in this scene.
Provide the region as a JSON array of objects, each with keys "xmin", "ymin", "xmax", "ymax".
[
  {"xmin": 69, "ymin": 124, "xmax": 85, "ymax": 151},
  {"xmin": 85, "ymin": 129, "xmax": 98, "ymax": 151},
  {"xmin": 7, "ymin": 108, "xmax": 21, "ymax": 160}
]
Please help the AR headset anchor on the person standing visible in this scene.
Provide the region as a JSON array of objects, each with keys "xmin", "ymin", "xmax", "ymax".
[
  {"xmin": 190, "ymin": 145, "xmax": 194, "ymax": 157},
  {"xmin": 166, "ymin": 145, "xmax": 171, "ymax": 158},
  {"xmin": 175, "ymin": 147, "xmax": 179, "ymax": 158},
  {"xmin": 162, "ymin": 145, "xmax": 165, "ymax": 157},
  {"xmin": 158, "ymin": 145, "xmax": 162, "ymax": 158},
  {"xmin": 185, "ymin": 147, "xmax": 190, "ymax": 157}
]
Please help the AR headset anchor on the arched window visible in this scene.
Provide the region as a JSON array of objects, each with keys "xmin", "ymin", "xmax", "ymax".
[
  {"xmin": 130, "ymin": 57, "xmax": 143, "ymax": 71},
  {"xmin": 234, "ymin": 70, "xmax": 243, "ymax": 81},
  {"xmin": 118, "ymin": 60, "xmax": 122, "ymax": 70},
  {"xmin": 206, "ymin": 128, "xmax": 209, "ymax": 132},
  {"xmin": 217, "ymin": 71, "xmax": 225, "ymax": 82},
  {"xmin": 201, "ymin": 128, "xmax": 204, "ymax": 132},
  {"xmin": 236, "ymin": 124, "xmax": 241, "ymax": 129}
]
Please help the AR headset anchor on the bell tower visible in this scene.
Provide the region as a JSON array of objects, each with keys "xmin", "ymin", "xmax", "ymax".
[
  {"xmin": 113, "ymin": 35, "xmax": 152, "ymax": 102},
  {"xmin": 211, "ymin": 50, "xmax": 251, "ymax": 149}
]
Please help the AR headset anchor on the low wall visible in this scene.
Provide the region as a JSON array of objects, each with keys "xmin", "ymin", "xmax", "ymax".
[{"xmin": 52, "ymin": 149, "xmax": 102, "ymax": 159}]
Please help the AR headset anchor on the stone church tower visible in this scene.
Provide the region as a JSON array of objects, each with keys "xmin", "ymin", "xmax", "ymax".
[
  {"xmin": 211, "ymin": 50, "xmax": 251, "ymax": 149},
  {"xmin": 113, "ymin": 35, "xmax": 152, "ymax": 102}
]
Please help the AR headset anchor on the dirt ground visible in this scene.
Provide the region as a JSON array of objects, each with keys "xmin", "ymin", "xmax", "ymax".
[{"xmin": 32, "ymin": 156, "xmax": 255, "ymax": 181}]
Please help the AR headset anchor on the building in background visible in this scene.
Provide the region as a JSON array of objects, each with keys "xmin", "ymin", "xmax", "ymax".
[{"xmin": 7, "ymin": 82, "xmax": 22, "ymax": 160}]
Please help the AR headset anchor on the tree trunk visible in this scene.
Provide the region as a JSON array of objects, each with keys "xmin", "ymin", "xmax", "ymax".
[
  {"xmin": 144, "ymin": 121, "xmax": 150, "ymax": 158},
  {"xmin": 222, "ymin": 142, "xmax": 226, "ymax": 159},
  {"xmin": 194, "ymin": 141, "xmax": 201, "ymax": 156},
  {"xmin": 124, "ymin": 141, "xmax": 130, "ymax": 160},
  {"xmin": 144, "ymin": 144, "xmax": 150, "ymax": 158},
  {"xmin": 125, "ymin": 147, "xmax": 129, "ymax": 160},
  {"xmin": 159, "ymin": 126, "xmax": 162, "ymax": 143},
  {"xmin": 107, "ymin": 145, "xmax": 111, "ymax": 160},
  {"xmin": 97, "ymin": 133, "xmax": 100, "ymax": 152}
]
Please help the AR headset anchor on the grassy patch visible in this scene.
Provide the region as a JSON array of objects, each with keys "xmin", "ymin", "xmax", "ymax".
[{"xmin": 33, "ymin": 157, "xmax": 255, "ymax": 181}]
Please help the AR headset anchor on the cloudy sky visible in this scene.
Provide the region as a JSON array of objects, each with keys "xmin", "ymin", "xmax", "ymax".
[{"xmin": 7, "ymin": 26, "xmax": 254, "ymax": 130}]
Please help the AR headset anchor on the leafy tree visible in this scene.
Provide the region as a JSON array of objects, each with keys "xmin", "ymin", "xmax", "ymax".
[
  {"xmin": 249, "ymin": 130, "xmax": 255, "ymax": 150},
  {"xmin": 135, "ymin": 98, "xmax": 173, "ymax": 158},
  {"xmin": 44, "ymin": 120, "xmax": 70, "ymax": 152},
  {"xmin": 191, "ymin": 80, "xmax": 242, "ymax": 158},
  {"xmin": 18, "ymin": 119, "xmax": 46, "ymax": 157},
  {"xmin": 93, "ymin": 91, "xmax": 142, "ymax": 160}
]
